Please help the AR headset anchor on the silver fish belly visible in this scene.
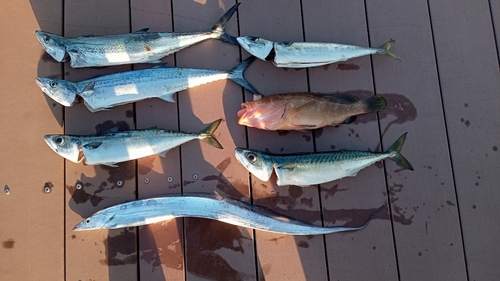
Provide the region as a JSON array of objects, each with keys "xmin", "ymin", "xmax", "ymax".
[
  {"xmin": 237, "ymin": 36, "xmax": 401, "ymax": 68},
  {"xmin": 77, "ymin": 57, "xmax": 257, "ymax": 112},
  {"xmin": 35, "ymin": 3, "xmax": 240, "ymax": 68},
  {"xmin": 234, "ymin": 133, "xmax": 413, "ymax": 186},
  {"xmin": 73, "ymin": 194, "xmax": 385, "ymax": 235},
  {"xmin": 44, "ymin": 119, "xmax": 222, "ymax": 166}
]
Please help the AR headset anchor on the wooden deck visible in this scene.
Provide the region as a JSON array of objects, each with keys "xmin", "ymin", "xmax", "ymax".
[{"xmin": 1, "ymin": 0, "xmax": 499, "ymax": 280}]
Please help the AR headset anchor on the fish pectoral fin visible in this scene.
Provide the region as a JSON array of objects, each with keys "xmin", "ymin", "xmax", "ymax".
[
  {"xmin": 158, "ymin": 149, "xmax": 170, "ymax": 158},
  {"xmin": 133, "ymin": 28, "xmax": 150, "ymax": 33},
  {"xmin": 151, "ymin": 63, "xmax": 168, "ymax": 69},
  {"xmin": 81, "ymin": 82, "xmax": 95, "ymax": 94},
  {"xmin": 325, "ymin": 93, "xmax": 360, "ymax": 103},
  {"xmin": 83, "ymin": 142, "xmax": 103, "ymax": 150},
  {"xmin": 295, "ymin": 124, "xmax": 318, "ymax": 131},
  {"xmin": 145, "ymin": 59, "xmax": 162, "ymax": 64},
  {"xmin": 158, "ymin": 93, "xmax": 176, "ymax": 103},
  {"xmin": 288, "ymin": 100, "xmax": 316, "ymax": 115},
  {"xmin": 342, "ymin": 116, "xmax": 357, "ymax": 124},
  {"xmin": 276, "ymin": 163, "xmax": 296, "ymax": 172}
]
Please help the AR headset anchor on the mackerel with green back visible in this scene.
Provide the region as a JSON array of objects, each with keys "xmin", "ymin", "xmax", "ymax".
[
  {"xmin": 44, "ymin": 119, "xmax": 222, "ymax": 167},
  {"xmin": 35, "ymin": 57, "xmax": 258, "ymax": 112},
  {"xmin": 35, "ymin": 3, "xmax": 240, "ymax": 68},
  {"xmin": 235, "ymin": 133, "xmax": 413, "ymax": 186}
]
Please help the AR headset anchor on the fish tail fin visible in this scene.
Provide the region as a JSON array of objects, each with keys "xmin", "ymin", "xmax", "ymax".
[
  {"xmin": 199, "ymin": 119, "xmax": 223, "ymax": 149},
  {"xmin": 387, "ymin": 133, "xmax": 414, "ymax": 170},
  {"xmin": 377, "ymin": 39, "xmax": 403, "ymax": 61},
  {"xmin": 211, "ymin": 3, "xmax": 240, "ymax": 45},
  {"xmin": 228, "ymin": 57, "xmax": 259, "ymax": 94},
  {"xmin": 361, "ymin": 95, "xmax": 387, "ymax": 113}
]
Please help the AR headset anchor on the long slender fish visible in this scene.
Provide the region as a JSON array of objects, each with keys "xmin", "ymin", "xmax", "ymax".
[
  {"xmin": 73, "ymin": 194, "xmax": 386, "ymax": 235},
  {"xmin": 235, "ymin": 133, "xmax": 413, "ymax": 186},
  {"xmin": 35, "ymin": 3, "xmax": 240, "ymax": 68},
  {"xmin": 44, "ymin": 119, "xmax": 222, "ymax": 167},
  {"xmin": 237, "ymin": 36, "xmax": 401, "ymax": 68},
  {"xmin": 238, "ymin": 92, "xmax": 386, "ymax": 131},
  {"xmin": 35, "ymin": 57, "xmax": 258, "ymax": 112}
]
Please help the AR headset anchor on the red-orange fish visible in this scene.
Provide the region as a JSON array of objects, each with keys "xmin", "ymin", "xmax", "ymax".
[{"xmin": 237, "ymin": 93, "xmax": 387, "ymax": 131}]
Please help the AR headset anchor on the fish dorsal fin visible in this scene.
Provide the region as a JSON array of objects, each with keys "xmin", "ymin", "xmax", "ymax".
[
  {"xmin": 325, "ymin": 93, "xmax": 360, "ymax": 103},
  {"xmin": 102, "ymin": 126, "xmax": 120, "ymax": 134},
  {"xmin": 253, "ymin": 94, "xmax": 263, "ymax": 101},
  {"xmin": 133, "ymin": 28, "xmax": 150, "ymax": 34},
  {"xmin": 279, "ymin": 41, "xmax": 294, "ymax": 47},
  {"xmin": 83, "ymin": 142, "xmax": 102, "ymax": 150},
  {"xmin": 151, "ymin": 64, "xmax": 168, "ymax": 69},
  {"xmin": 342, "ymin": 116, "xmax": 357, "ymax": 124},
  {"xmin": 81, "ymin": 82, "xmax": 95, "ymax": 94},
  {"xmin": 276, "ymin": 163, "xmax": 296, "ymax": 172}
]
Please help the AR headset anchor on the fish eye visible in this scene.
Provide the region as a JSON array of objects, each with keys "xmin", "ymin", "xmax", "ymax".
[
  {"xmin": 248, "ymin": 36, "xmax": 258, "ymax": 42},
  {"xmin": 43, "ymin": 35, "xmax": 50, "ymax": 44},
  {"xmin": 55, "ymin": 136, "xmax": 64, "ymax": 145},
  {"xmin": 85, "ymin": 219, "xmax": 91, "ymax": 224},
  {"xmin": 246, "ymin": 152, "xmax": 257, "ymax": 163},
  {"xmin": 50, "ymin": 81, "xmax": 58, "ymax": 88}
]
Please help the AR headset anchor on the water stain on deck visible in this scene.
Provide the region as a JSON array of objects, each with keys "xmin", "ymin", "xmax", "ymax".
[
  {"xmin": 321, "ymin": 184, "xmax": 348, "ymax": 200},
  {"xmin": 139, "ymin": 221, "xmax": 184, "ymax": 272},
  {"xmin": 2, "ymin": 239, "xmax": 15, "ymax": 249},
  {"xmin": 101, "ymin": 161, "xmax": 135, "ymax": 189},
  {"xmin": 185, "ymin": 218, "xmax": 250, "ymax": 281},
  {"xmin": 100, "ymin": 228, "xmax": 137, "ymax": 266}
]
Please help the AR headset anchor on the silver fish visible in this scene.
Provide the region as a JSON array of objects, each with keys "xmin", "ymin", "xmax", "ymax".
[
  {"xmin": 235, "ymin": 133, "xmax": 413, "ymax": 186},
  {"xmin": 44, "ymin": 119, "xmax": 222, "ymax": 167},
  {"xmin": 73, "ymin": 194, "xmax": 386, "ymax": 235},
  {"xmin": 237, "ymin": 36, "xmax": 402, "ymax": 68},
  {"xmin": 35, "ymin": 57, "xmax": 258, "ymax": 112},
  {"xmin": 35, "ymin": 3, "xmax": 240, "ymax": 68}
]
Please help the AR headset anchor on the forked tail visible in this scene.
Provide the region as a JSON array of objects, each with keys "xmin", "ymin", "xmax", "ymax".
[
  {"xmin": 377, "ymin": 39, "xmax": 403, "ymax": 61},
  {"xmin": 211, "ymin": 3, "xmax": 240, "ymax": 45},
  {"xmin": 387, "ymin": 133, "xmax": 414, "ymax": 170},
  {"xmin": 228, "ymin": 56, "xmax": 259, "ymax": 94},
  {"xmin": 199, "ymin": 119, "xmax": 223, "ymax": 149}
]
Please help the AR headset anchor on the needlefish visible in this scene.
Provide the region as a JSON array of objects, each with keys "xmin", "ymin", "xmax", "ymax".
[
  {"xmin": 35, "ymin": 57, "xmax": 258, "ymax": 112},
  {"xmin": 235, "ymin": 133, "xmax": 413, "ymax": 186},
  {"xmin": 73, "ymin": 194, "xmax": 386, "ymax": 235},
  {"xmin": 44, "ymin": 119, "xmax": 222, "ymax": 167},
  {"xmin": 35, "ymin": 3, "xmax": 241, "ymax": 68},
  {"xmin": 238, "ymin": 92, "xmax": 386, "ymax": 131},
  {"xmin": 237, "ymin": 36, "xmax": 402, "ymax": 68}
]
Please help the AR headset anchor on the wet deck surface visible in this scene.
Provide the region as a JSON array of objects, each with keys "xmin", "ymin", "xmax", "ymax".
[{"xmin": 1, "ymin": 0, "xmax": 499, "ymax": 280}]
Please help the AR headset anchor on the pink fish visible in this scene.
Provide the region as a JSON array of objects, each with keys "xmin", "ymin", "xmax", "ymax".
[{"xmin": 237, "ymin": 93, "xmax": 386, "ymax": 131}]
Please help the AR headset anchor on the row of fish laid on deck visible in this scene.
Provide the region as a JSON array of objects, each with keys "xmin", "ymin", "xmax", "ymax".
[{"xmin": 36, "ymin": 3, "xmax": 413, "ymax": 235}]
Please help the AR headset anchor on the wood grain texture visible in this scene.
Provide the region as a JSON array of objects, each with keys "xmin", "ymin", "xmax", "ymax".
[
  {"xmin": 301, "ymin": 0, "xmax": 399, "ymax": 280},
  {"xmin": 172, "ymin": 1, "xmax": 256, "ymax": 280},
  {"xmin": 0, "ymin": 0, "xmax": 64, "ymax": 280},
  {"xmin": 366, "ymin": 0, "xmax": 467, "ymax": 280},
  {"xmin": 63, "ymin": 1, "xmax": 137, "ymax": 281},
  {"xmin": 238, "ymin": 1, "xmax": 328, "ymax": 280},
  {"xmin": 428, "ymin": 0, "xmax": 500, "ymax": 279}
]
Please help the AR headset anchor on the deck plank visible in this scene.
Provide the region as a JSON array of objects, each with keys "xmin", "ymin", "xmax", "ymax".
[
  {"xmin": 366, "ymin": 0, "xmax": 468, "ymax": 280},
  {"xmin": 0, "ymin": 1, "xmax": 64, "ymax": 280},
  {"xmin": 63, "ymin": 1, "xmax": 138, "ymax": 281},
  {"xmin": 301, "ymin": 1, "xmax": 399, "ymax": 280},
  {"xmin": 130, "ymin": 1, "xmax": 186, "ymax": 280},
  {"xmin": 427, "ymin": 0, "xmax": 500, "ymax": 279},
  {"xmin": 172, "ymin": 1, "xmax": 256, "ymax": 280},
  {"xmin": 238, "ymin": 1, "xmax": 329, "ymax": 280}
]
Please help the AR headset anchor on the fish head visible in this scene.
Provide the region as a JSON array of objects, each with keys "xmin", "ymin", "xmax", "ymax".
[
  {"xmin": 237, "ymin": 36, "xmax": 274, "ymax": 61},
  {"xmin": 35, "ymin": 30, "xmax": 67, "ymax": 62},
  {"xmin": 35, "ymin": 77, "xmax": 78, "ymax": 107},
  {"xmin": 44, "ymin": 134, "xmax": 82, "ymax": 163},
  {"xmin": 73, "ymin": 212, "xmax": 115, "ymax": 231},
  {"xmin": 234, "ymin": 148, "xmax": 274, "ymax": 182},
  {"xmin": 237, "ymin": 98, "xmax": 285, "ymax": 130}
]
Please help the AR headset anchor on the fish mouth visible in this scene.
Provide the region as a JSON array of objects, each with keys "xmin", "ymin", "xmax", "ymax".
[
  {"xmin": 35, "ymin": 78, "xmax": 48, "ymax": 93},
  {"xmin": 234, "ymin": 148, "xmax": 247, "ymax": 167},
  {"xmin": 72, "ymin": 221, "xmax": 85, "ymax": 231},
  {"xmin": 44, "ymin": 135, "xmax": 59, "ymax": 152}
]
